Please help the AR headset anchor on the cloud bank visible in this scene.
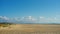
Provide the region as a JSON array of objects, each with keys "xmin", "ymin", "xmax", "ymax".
[{"xmin": 0, "ymin": 16, "xmax": 60, "ymax": 23}]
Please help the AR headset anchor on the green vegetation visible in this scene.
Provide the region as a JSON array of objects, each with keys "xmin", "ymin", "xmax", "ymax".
[{"xmin": 0, "ymin": 22, "xmax": 13, "ymax": 27}]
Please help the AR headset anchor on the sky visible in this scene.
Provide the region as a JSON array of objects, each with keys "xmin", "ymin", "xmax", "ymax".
[{"xmin": 0, "ymin": 0, "xmax": 60, "ymax": 23}]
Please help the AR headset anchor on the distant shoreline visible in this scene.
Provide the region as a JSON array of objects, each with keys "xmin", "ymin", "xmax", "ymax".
[{"xmin": 0, "ymin": 22, "xmax": 60, "ymax": 25}]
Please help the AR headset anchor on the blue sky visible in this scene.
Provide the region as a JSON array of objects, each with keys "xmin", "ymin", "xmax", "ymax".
[{"xmin": 0, "ymin": 0, "xmax": 60, "ymax": 23}]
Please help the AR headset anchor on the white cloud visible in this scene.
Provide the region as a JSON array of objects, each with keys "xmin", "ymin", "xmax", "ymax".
[
  {"xmin": 0, "ymin": 16, "xmax": 60, "ymax": 23},
  {"xmin": 40, "ymin": 16, "xmax": 44, "ymax": 19},
  {"xmin": 39, "ymin": 16, "xmax": 60, "ymax": 23},
  {"xmin": 14, "ymin": 16, "xmax": 37, "ymax": 23},
  {"xmin": 0, "ymin": 16, "xmax": 10, "ymax": 22},
  {"xmin": 23, "ymin": 16, "xmax": 36, "ymax": 22},
  {"xmin": 9, "ymin": 16, "xmax": 60, "ymax": 23},
  {"xmin": 0, "ymin": 16, "xmax": 9, "ymax": 20},
  {"xmin": 28, "ymin": 16, "xmax": 32, "ymax": 20}
]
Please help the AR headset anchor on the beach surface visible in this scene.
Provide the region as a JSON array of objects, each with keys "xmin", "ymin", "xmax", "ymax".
[{"xmin": 0, "ymin": 24, "xmax": 60, "ymax": 34}]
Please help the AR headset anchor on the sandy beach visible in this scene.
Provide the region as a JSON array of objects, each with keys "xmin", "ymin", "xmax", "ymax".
[{"xmin": 0, "ymin": 24, "xmax": 60, "ymax": 34}]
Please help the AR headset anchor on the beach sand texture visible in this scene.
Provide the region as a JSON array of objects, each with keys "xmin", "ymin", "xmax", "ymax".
[{"xmin": 0, "ymin": 24, "xmax": 60, "ymax": 34}]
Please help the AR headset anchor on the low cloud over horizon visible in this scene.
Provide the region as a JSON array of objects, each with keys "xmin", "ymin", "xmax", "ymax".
[{"xmin": 0, "ymin": 16, "xmax": 60, "ymax": 23}]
